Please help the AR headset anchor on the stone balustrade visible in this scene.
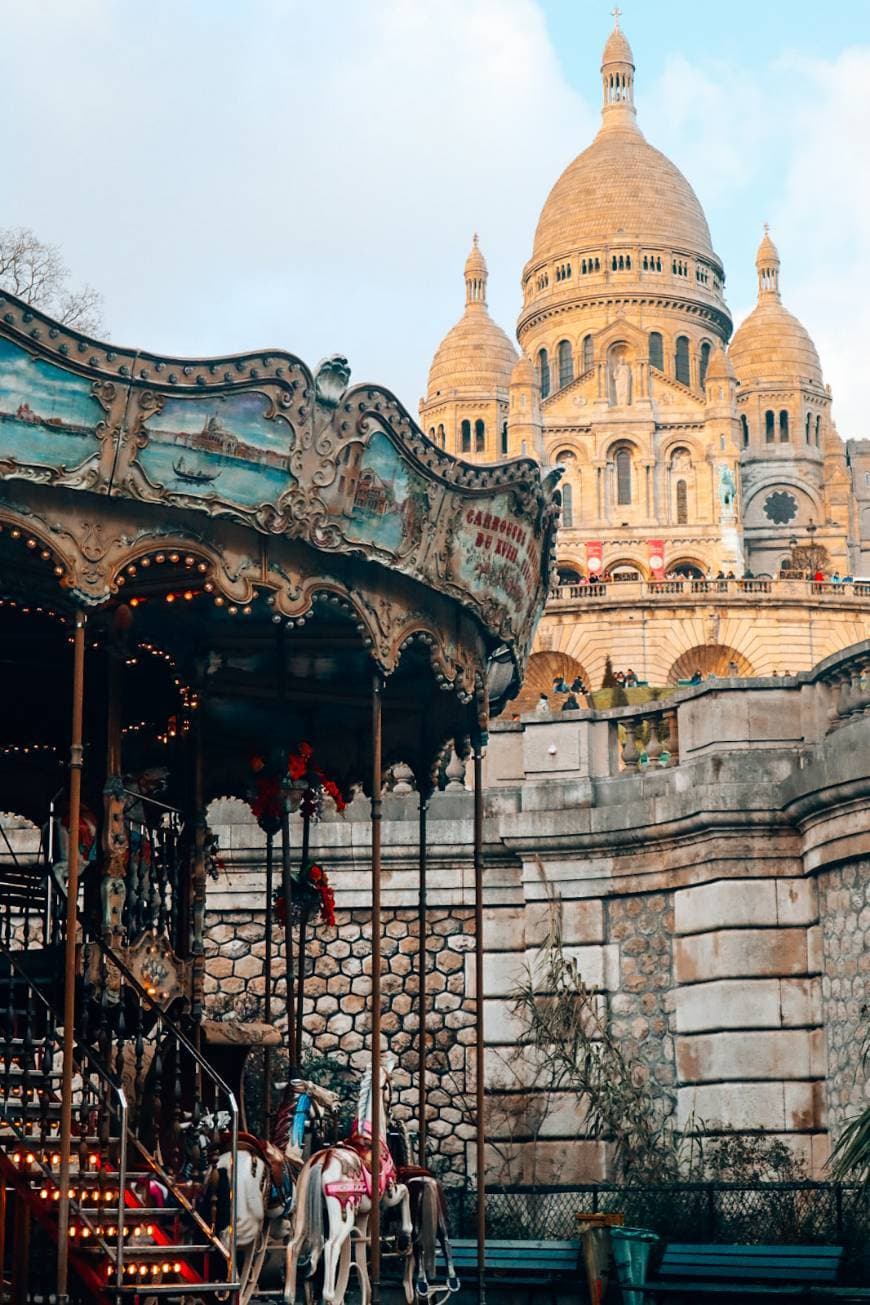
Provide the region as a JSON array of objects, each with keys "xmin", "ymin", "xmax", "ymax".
[{"xmin": 548, "ymin": 577, "xmax": 870, "ymax": 605}]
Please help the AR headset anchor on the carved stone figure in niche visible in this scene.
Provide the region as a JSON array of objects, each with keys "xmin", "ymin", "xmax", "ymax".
[
  {"xmin": 719, "ymin": 465, "xmax": 737, "ymax": 515},
  {"xmin": 671, "ymin": 448, "xmax": 692, "ymax": 473},
  {"xmin": 610, "ymin": 354, "xmax": 632, "ymax": 406}
]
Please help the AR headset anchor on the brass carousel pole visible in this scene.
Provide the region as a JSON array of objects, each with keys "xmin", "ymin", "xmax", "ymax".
[
  {"xmin": 294, "ymin": 805, "xmax": 311, "ymax": 1070},
  {"xmin": 417, "ymin": 790, "xmax": 429, "ymax": 1164},
  {"xmin": 262, "ymin": 829, "xmax": 274, "ymax": 1129},
  {"xmin": 57, "ymin": 612, "xmax": 87, "ymax": 1305},
  {"xmin": 277, "ymin": 625, "xmax": 296, "ymax": 1067},
  {"xmin": 369, "ymin": 672, "xmax": 383, "ymax": 1304},
  {"xmin": 472, "ymin": 738, "xmax": 486, "ymax": 1305},
  {"xmin": 281, "ymin": 798, "xmax": 296, "ymax": 1068}
]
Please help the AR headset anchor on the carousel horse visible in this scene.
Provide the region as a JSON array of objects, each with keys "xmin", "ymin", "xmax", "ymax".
[
  {"xmin": 284, "ymin": 1055, "xmax": 414, "ymax": 1305},
  {"xmin": 386, "ymin": 1118, "xmax": 460, "ymax": 1303},
  {"xmin": 192, "ymin": 1078, "xmax": 340, "ymax": 1305}
]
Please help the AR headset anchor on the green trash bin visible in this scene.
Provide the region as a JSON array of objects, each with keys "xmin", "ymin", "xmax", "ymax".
[{"xmin": 610, "ymin": 1227, "xmax": 658, "ymax": 1305}]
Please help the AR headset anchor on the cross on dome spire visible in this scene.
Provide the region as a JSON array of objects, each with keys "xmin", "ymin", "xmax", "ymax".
[{"xmin": 611, "ymin": 6, "xmax": 622, "ymax": 24}]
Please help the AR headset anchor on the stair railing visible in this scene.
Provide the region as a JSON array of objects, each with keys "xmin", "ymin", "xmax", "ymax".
[
  {"xmin": 0, "ymin": 932, "xmax": 129, "ymax": 1292},
  {"xmin": 80, "ymin": 930, "xmax": 240, "ymax": 1282}
]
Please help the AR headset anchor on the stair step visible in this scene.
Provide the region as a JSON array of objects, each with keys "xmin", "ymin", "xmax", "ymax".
[
  {"xmin": 80, "ymin": 1243, "xmax": 213, "ymax": 1257},
  {"xmin": 112, "ymin": 1283, "xmax": 240, "ymax": 1296}
]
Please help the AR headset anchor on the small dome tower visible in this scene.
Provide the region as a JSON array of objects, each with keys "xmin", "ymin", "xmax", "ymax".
[
  {"xmin": 420, "ymin": 235, "xmax": 517, "ymax": 463},
  {"xmin": 730, "ymin": 228, "xmax": 852, "ymax": 575}
]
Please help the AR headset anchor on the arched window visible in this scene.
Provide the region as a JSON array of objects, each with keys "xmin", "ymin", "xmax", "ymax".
[
  {"xmin": 616, "ymin": 448, "xmax": 632, "ymax": 505},
  {"xmin": 561, "ymin": 482, "xmax": 574, "ymax": 528},
  {"xmin": 699, "ymin": 341, "xmax": 712, "ymax": 387},
  {"xmin": 558, "ymin": 339, "xmax": 573, "ymax": 389},
  {"xmin": 429, "ymin": 427, "xmax": 435, "ymax": 440},
  {"xmin": 582, "ymin": 335, "xmax": 593, "ymax": 370},
  {"xmin": 538, "ymin": 348, "xmax": 550, "ymax": 399},
  {"xmin": 741, "ymin": 415, "xmax": 750, "ymax": 447},
  {"xmin": 649, "ymin": 331, "xmax": 664, "ymax": 371},
  {"xmin": 676, "ymin": 479, "xmax": 688, "ymax": 524},
  {"xmin": 475, "ymin": 418, "xmax": 485, "ymax": 453},
  {"xmin": 461, "ymin": 419, "xmax": 471, "ymax": 453},
  {"xmin": 438, "ymin": 423, "xmax": 445, "ymax": 448},
  {"xmin": 765, "ymin": 410, "xmax": 775, "ymax": 443},
  {"xmin": 815, "ymin": 415, "xmax": 821, "ymax": 446},
  {"xmin": 805, "ymin": 413, "xmax": 811, "ymax": 443},
  {"xmin": 500, "ymin": 422, "xmax": 508, "ymax": 456},
  {"xmin": 675, "ymin": 336, "xmax": 690, "ymax": 386},
  {"xmin": 779, "ymin": 410, "xmax": 789, "ymax": 442}
]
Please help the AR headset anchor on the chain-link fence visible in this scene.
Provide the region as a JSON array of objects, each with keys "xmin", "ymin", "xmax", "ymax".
[{"xmin": 442, "ymin": 1182, "xmax": 869, "ymax": 1277}]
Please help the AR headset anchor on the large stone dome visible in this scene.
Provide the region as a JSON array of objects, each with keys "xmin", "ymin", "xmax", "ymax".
[
  {"xmin": 531, "ymin": 126, "xmax": 716, "ymax": 265},
  {"xmin": 426, "ymin": 237, "xmax": 517, "ymax": 400},
  {"xmin": 729, "ymin": 229, "xmax": 823, "ymax": 389},
  {"xmin": 518, "ymin": 20, "xmax": 730, "ymax": 352}
]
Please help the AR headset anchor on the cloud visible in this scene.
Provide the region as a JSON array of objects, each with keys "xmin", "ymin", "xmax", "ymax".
[
  {"xmin": 644, "ymin": 42, "xmax": 870, "ymax": 439},
  {"xmin": 0, "ymin": 2, "xmax": 865, "ymax": 442},
  {"xmin": 774, "ymin": 47, "xmax": 870, "ymax": 439},
  {"xmin": 0, "ymin": 0, "xmax": 590, "ymax": 414}
]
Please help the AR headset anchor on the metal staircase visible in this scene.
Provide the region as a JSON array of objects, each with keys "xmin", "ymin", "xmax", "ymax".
[{"xmin": 0, "ymin": 819, "xmax": 241, "ymax": 1304}]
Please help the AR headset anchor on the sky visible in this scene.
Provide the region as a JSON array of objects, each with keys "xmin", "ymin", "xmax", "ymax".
[{"xmin": 2, "ymin": 0, "xmax": 869, "ymax": 436}]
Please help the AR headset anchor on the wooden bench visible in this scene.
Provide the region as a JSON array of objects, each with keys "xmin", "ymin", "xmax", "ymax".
[
  {"xmin": 639, "ymin": 1242, "xmax": 859, "ymax": 1298},
  {"xmin": 438, "ymin": 1238, "xmax": 581, "ymax": 1299}
]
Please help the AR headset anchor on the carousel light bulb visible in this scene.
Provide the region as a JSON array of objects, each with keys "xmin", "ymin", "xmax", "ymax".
[
  {"xmin": 197, "ymin": 562, "xmax": 207, "ymax": 572},
  {"xmin": 184, "ymin": 555, "xmax": 194, "ymax": 567},
  {"xmin": 165, "ymin": 593, "xmax": 175, "ymax": 603},
  {"xmin": 155, "ymin": 553, "xmax": 165, "ymax": 564},
  {"xmin": 141, "ymin": 557, "xmax": 150, "ymax": 567},
  {"xmin": 40, "ymin": 549, "xmax": 50, "ymax": 560},
  {"xmin": 183, "ymin": 590, "xmax": 194, "ymax": 601},
  {"xmin": 26, "ymin": 538, "xmax": 37, "ymax": 548},
  {"xmin": 169, "ymin": 552, "xmax": 179, "ymax": 563}
]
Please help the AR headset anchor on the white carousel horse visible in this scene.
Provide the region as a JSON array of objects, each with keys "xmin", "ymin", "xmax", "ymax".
[
  {"xmin": 191, "ymin": 1078, "xmax": 340, "ymax": 1305},
  {"xmin": 284, "ymin": 1055, "xmax": 414, "ymax": 1305}
]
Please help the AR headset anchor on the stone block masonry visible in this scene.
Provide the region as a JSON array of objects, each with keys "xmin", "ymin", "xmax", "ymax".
[{"xmin": 203, "ymin": 656, "xmax": 870, "ymax": 1185}]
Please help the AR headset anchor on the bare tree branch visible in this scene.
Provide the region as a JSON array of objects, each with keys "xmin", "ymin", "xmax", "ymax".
[{"xmin": 0, "ymin": 226, "xmax": 105, "ymax": 336}]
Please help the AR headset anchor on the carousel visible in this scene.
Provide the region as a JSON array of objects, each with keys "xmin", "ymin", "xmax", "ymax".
[{"xmin": 0, "ymin": 290, "xmax": 557, "ymax": 1304}]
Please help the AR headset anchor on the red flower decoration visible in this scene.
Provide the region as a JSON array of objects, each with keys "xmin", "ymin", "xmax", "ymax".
[
  {"xmin": 274, "ymin": 890, "xmax": 287, "ymax": 927},
  {"xmin": 323, "ymin": 777, "xmax": 347, "ymax": 812},
  {"xmin": 250, "ymin": 775, "xmax": 282, "ymax": 826},
  {"xmin": 320, "ymin": 883, "xmax": 337, "ymax": 928}
]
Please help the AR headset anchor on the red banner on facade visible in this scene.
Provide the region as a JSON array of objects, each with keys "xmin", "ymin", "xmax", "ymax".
[
  {"xmin": 647, "ymin": 539, "xmax": 665, "ymax": 579},
  {"xmin": 586, "ymin": 540, "xmax": 603, "ymax": 576}
]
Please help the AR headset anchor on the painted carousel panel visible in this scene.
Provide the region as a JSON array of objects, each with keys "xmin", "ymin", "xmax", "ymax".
[
  {"xmin": 448, "ymin": 488, "xmax": 545, "ymax": 638},
  {"xmin": 0, "ymin": 337, "xmax": 102, "ymax": 474},
  {"xmin": 322, "ymin": 430, "xmax": 431, "ymax": 558},
  {"xmin": 138, "ymin": 391, "xmax": 297, "ymax": 508}
]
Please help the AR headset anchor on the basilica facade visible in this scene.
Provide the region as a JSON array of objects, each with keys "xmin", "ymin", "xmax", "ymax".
[{"xmin": 420, "ymin": 20, "xmax": 868, "ymax": 650}]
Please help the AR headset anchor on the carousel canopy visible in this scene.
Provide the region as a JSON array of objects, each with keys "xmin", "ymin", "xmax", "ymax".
[{"xmin": 0, "ymin": 291, "xmax": 558, "ymax": 802}]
